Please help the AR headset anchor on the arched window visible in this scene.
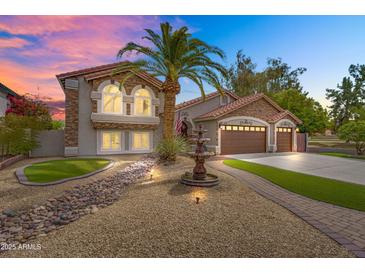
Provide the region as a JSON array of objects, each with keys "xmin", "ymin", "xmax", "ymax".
[
  {"xmin": 134, "ymin": 88, "xmax": 151, "ymax": 116},
  {"xmin": 102, "ymin": 84, "xmax": 122, "ymax": 113}
]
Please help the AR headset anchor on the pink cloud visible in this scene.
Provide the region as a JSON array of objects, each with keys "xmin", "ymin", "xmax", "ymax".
[
  {"xmin": 0, "ymin": 37, "xmax": 30, "ymax": 48},
  {"xmin": 0, "ymin": 16, "xmax": 191, "ymax": 120},
  {"xmin": 0, "ymin": 16, "xmax": 80, "ymax": 36},
  {"xmin": 0, "ymin": 59, "xmax": 64, "ymax": 100}
]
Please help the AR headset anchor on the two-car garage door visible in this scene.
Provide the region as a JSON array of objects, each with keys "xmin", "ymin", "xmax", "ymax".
[
  {"xmin": 220, "ymin": 125, "xmax": 293, "ymax": 154},
  {"xmin": 220, "ymin": 125, "xmax": 266, "ymax": 154}
]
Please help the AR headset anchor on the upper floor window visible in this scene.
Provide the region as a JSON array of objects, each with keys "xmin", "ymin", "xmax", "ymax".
[
  {"xmin": 134, "ymin": 88, "xmax": 151, "ymax": 116},
  {"xmin": 220, "ymin": 95, "xmax": 229, "ymax": 106},
  {"xmin": 103, "ymin": 84, "xmax": 122, "ymax": 113}
]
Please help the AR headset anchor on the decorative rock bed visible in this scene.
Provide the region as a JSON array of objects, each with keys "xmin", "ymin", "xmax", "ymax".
[{"xmin": 0, "ymin": 157, "xmax": 155, "ymax": 248}]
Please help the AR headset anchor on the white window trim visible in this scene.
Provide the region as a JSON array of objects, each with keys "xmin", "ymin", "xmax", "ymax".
[
  {"xmin": 131, "ymin": 85, "xmax": 155, "ymax": 117},
  {"xmin": 97, "ymin": 80, "xmax": 126, "ymax": 114},
  {"xmin": 99, "ymin": 130, "xmax": 123, "ymax": 153},
  {"xmin": 130, "ymin": 131, "xmax": 153, "ymax": 152},
  {"xmin": 97, "ymin": 130, "xmax": 154, "ymax": 155}
]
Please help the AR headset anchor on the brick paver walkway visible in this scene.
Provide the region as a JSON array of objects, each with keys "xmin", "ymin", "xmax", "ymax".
[{"xmin": 207, "ymin": 160, "xmax": 365, "ymax": 258}]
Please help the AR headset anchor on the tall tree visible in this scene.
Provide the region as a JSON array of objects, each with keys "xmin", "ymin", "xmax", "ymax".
[
  {"xmin": 326, "ymin": 64, "xmax": 365, "ymax": 130},
  {"xmin": 224, "ymin": 50, "xmax": 258, "ymax": 96},
  {"xmin": 116, "ymin": 22, "xmax": 227, "ymax": 140},
  {"xmin": 224, "ymin": 51, "xmax": 306, "ymax": 96},
  {"xmin": 265, "ymin": 58, "xmax": 307, "ymax": 93}
]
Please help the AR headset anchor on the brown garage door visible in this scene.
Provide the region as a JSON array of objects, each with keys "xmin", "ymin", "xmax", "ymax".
[
  {"xmin": 277, "ymin": 127, "xmax": 292, "ymax": 152},
  {"xmin": 220, "ymin": 125, "xmax": 266, "ymax": 154}
]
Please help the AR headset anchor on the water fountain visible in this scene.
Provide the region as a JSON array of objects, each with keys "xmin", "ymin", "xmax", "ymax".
[{"xmin": 181, "ymin": 125, "xmax": 219, "ymax": 187}]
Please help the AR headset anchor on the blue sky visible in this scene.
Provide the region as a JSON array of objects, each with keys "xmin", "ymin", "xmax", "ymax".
[
  {"xmin": 168, "ymin": 16, "xmax": 365, "ymax": 107},
  {"xmin": 1, "ymin": 15, "xmax": 364, "ymax": 118}
]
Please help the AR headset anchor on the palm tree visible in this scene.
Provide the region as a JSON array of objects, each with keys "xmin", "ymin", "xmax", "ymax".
[{"xmin": 116, "ymin": 22, "xmax": 228, "ymax": 140}]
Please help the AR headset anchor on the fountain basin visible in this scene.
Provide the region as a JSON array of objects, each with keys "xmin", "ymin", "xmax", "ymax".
[{"xmin": 181, "ymin": 173, "xmax": 219, "ymax": 187}]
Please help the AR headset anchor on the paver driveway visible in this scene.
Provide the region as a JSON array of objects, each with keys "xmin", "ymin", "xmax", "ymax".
[{"xmin": 227, "ymin": 152, "xmax": 365, "ymax": 186}]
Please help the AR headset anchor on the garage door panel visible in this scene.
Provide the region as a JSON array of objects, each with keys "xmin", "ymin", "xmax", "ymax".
[
  {"xmin": 221, "ymin": 128, "xmax": 266, "ymax": 154},
  {"xmin": 277, "ymin": 131, "xmax": 292, "ymax": 152}
]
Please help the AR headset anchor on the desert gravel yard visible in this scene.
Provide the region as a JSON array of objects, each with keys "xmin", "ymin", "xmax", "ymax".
[
  {"xmin": 1, "ymin": 157, "xmax": 352, "ymax": 258},
  {"xmin": 0, "ymin": 155, "xmax": 142, "ymax": 211}
]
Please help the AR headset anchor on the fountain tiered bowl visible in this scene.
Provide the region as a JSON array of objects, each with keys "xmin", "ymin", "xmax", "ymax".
[{"xmin": 181, "ymin": 125, "xmax": 219, "ymax": 187}]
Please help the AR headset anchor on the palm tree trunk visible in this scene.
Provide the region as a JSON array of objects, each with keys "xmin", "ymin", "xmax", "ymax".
[{"xmin": 162, "ymin": 79, "xmax": 180, "ymax": 140}]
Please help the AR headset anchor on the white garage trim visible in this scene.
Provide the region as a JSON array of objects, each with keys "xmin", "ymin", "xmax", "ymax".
[
  {"xmin": 274, "ymin": 119, "xmax": 297, "ymax": 152},
  {"xmin": 217, "ymin": 116, "xmax": 271, "ymax": 155}
]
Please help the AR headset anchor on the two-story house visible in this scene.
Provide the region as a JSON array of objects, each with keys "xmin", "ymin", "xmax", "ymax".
[
  {"xmin": 57, "ymin": 62, "xmax": 164, "ymax": 156},
  {"xmin": 58, "ymin": 61, "xmax": 302, "ymax": 157}
]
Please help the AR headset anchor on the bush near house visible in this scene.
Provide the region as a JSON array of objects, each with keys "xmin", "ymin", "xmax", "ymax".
[
  {"xmin": 1, "ymin": 94, "xmax": 54, "ymax": 160},
  {"xmin": 156, "ymin": 136, "xmax": 188, "ymax": 162},
  {"xmin": 337, "ymin": 120, "xmax": 365, "ymax": 155},
  {"xmin": 0, "ymin": 114, "xmax": 39, "ymax": 159}
]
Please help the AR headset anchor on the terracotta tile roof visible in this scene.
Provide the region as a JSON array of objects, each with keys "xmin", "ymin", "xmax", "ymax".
[
  {"xmin": 83, "ymin": 68, "xmax": 163, "ymax": 89},
  {"xmin": 194, "ymin": 93, "xmax": 302, "ymax": 124},
  {"xmin": 56, "ymin": 61, "xmax": 126, "ymax": 79},
  {"xmin": 56, "ymin": 61, "xmax": 163, "ymax": 90},
  {"xmin": 0, "ymin": 82, "xmax": 18, "ymax": 97},
  {"xmin": 194, "ymin": 93, "xmax": 267, "ymax": 121},
  {"xmin": 175, "ymin": 90, "xmax": 240, "ymax": 110},
  {"xmin": 266, "ymin": 110, "xmax": 302, "ymax": 124}
]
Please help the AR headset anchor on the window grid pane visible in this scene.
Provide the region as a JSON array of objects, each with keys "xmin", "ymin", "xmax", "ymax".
[
  {"xmin": 102, "ymin": 132, "xmax": 121, "ymax": 150},
  {"xmin": 133, "ymin": 132, "xmax": 150, "ymax": 150}
]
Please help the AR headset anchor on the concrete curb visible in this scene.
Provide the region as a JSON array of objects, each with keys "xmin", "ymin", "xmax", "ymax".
[
  {"xmin": 0, "ymin": 154, "xmax": 26, "ymax": 170},
  {"xmin": 15, "ymin": 158, "xmax": 115, "ymax": 186},
  {"xmin": 207, "ymin": 160, "xmax": 365, "ymax": 258}
]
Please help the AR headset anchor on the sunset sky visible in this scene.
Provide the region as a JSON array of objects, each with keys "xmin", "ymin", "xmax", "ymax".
[{"xmin": 1, "ymin": 15, "xmax": 365, "ymax": 119}]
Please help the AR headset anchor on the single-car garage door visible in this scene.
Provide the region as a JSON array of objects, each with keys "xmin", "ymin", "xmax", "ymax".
[
  {"xmin": 276, "ymin": 127, "xmax": 292, "ymax": 152},
  {"xmin": 220, "ymin": 125, "xmax": 266, "ymax": 154}
]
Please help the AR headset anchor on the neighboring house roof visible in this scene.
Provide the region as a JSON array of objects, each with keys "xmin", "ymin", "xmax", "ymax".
[
  {"xmin": 175, "ymin": 90, "xmax": 240, "ymax": 111},
  {"xmin": 194, "ymin": 93, "xmax": 302, "ymax": 124},
  {"xmin": 56, "ymin": 61, "xmax": 163, "ymax": 90},
  {"xmin": 0, "ymin": 82, "xmax": 18, "ymax": 97}
]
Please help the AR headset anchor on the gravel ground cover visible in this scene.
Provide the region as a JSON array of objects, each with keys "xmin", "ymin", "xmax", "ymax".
[
  {"xmin": 0, "ymin": 155, "xmax": 142, "ymax": 211},
  {"xmin": 1, "ymin": 157, "xmax": 352, "ymax": 258},
  {"xmin": 0, "ymin": 156, "xmax": 154, "ymax": 247}
]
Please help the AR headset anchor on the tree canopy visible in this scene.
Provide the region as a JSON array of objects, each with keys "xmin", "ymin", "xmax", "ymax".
[
  {"xmin": 269, "ymin": 89, "xmax": 329, "ymax": 134},
  {"xmin": 116, "ymin": 22, "xmax": 227, "ymax": 140},
  {"xmin": 326, "ymin": 64, "xmax": 365, "ymax": 130},
  {"xmin": 337, "ymin": 121, "xmax": 365, "ymax": 155},
  {"xmin": 224, "ymin": 50, "xmax": 307, "ymax": 96}
]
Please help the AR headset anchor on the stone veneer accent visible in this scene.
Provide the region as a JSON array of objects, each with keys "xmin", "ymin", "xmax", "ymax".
[
  {"xmin": 92, "ymin": 72, "xmax": 160, "ymax": 98},
  {"xmin": 64, "ymin": 87, "xmax": 79, "ymax": 147},
  {"xmin": 275, "ymin": 114, "xmax": 298, "ymax": 125},
  {"xmin": 92, "ymin": 122, "xmax": 158, "ymax": 130},
  {"xmin": 219, "ymin": 98, "xmax": 280, "ymax": 122}
]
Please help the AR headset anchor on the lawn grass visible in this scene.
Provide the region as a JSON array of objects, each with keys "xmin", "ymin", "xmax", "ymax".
[
  {"xmin": 223, "ymin": 159, "xmax": 365, "ymax": 212},
  {"xmin": 319, "ymin": 152, "xmax": 365, "ymax": 160},
  {"xmin": 24, "ymin": 158, "xmax": 110, "ymax": 183}
]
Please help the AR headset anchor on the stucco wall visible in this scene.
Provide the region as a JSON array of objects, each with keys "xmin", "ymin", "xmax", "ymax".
[
  {"xmin": 0, "ymin": 93, "xmax": 8, "ymax": 117},
  {"xmin": 78, "ymin": 77, "xmax": 98, "ymax": 155},
  {"xmin": 31, "ymin": 130, "xmax": 64, "ymax": 157},
  {"xmin": 175, "ymin": 95, "xmax": 232, "ymax": 126}
]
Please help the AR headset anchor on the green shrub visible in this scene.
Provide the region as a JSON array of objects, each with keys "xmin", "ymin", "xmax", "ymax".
[
  {"xmin": 338, "ymin": 121, "xmax": 365, "ymax": 155},
  {"xmin": 51, "ymin": 120, "xmax": 65, "ymax": 130},
  {"xmin": 156, "ymin": 136, "xmax": 188, "ymax": 162},
  {"xmin": 0, "ymin": 114, "xmax": 40, "ymax": 159}
]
